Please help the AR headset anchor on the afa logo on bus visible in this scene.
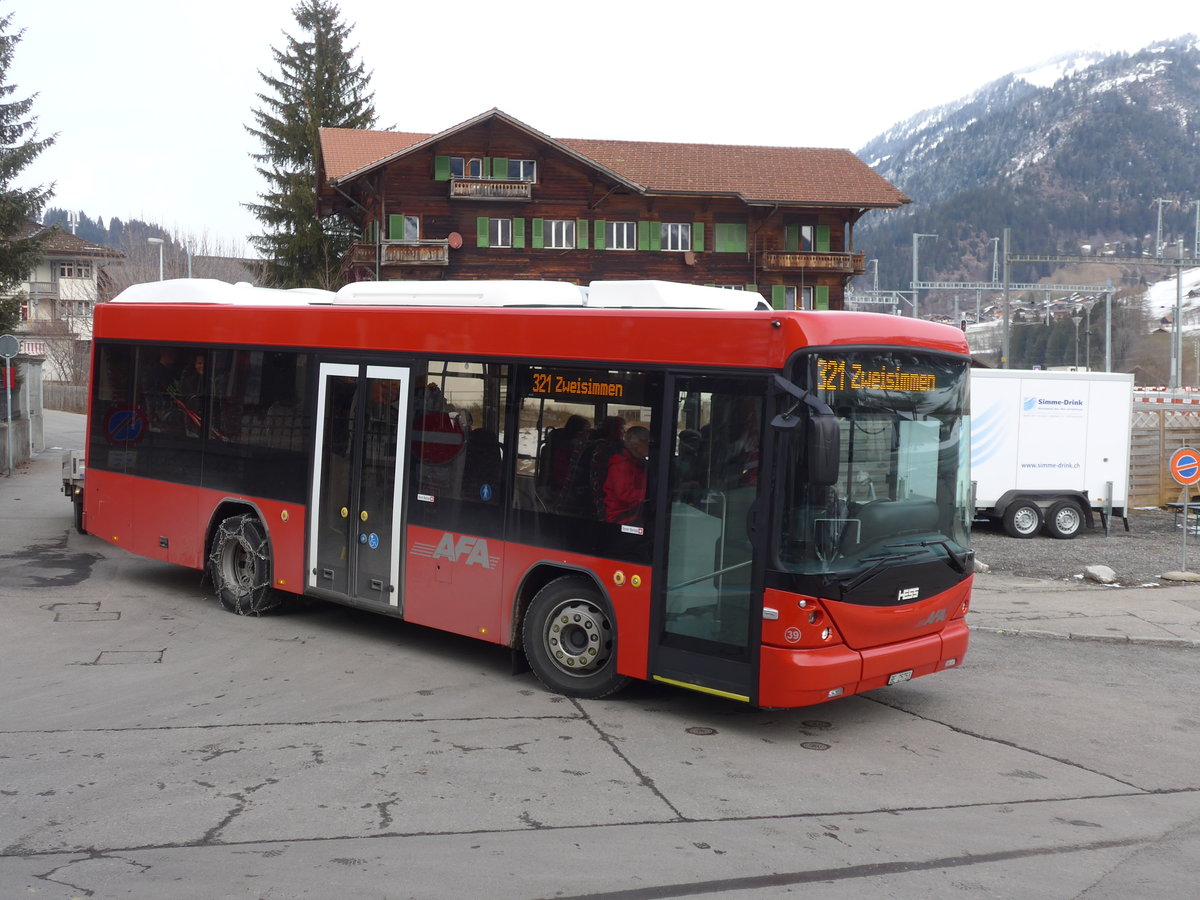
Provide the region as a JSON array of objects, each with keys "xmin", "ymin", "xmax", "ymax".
[{"xmin": 410, "ymin": 532, "xmax": 500, "ymax": 569}]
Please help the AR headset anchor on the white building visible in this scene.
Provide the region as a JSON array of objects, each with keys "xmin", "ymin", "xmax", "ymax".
[{"xmin": 11, "ymin": 220, "xmax": 123, "ymax": 381}]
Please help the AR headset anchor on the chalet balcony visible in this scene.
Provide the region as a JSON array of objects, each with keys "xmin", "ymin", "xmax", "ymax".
[
  {"xmin": 759, "ymin": 250, "xmax": 866, "ymax": 275},
  {"xmin": 345, "ymin": 240, "xmax": 450, "ymax": 267},
  {"xmin": 449, "ymin": 178, "xmax": 532, "ymax": 201}
]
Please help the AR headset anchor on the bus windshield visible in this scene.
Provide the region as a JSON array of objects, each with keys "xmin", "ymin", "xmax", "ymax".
[{"xmin": 776, "ymin": 350, "xmax": 972, "ymax": 584}]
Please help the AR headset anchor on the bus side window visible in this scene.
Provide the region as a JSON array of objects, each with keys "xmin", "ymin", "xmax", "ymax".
[{"xmin": 409, "ymin": 360, "xmax": 507, "ymax": 505}]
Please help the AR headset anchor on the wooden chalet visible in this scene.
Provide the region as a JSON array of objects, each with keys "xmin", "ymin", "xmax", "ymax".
[{"xmin": 317, "ymin": 109, "xmax": 909, "ymax": 310}]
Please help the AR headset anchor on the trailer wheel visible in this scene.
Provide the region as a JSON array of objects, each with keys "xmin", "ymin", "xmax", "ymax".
[
  {"xmin": 1044, "ymin": 499, "xmax": 1084, "ymax": 539},
  {"xmin": 209, "ymin": 513, "xmax": 282, "ymax": 615},
  {"xmin": 522, "ymin": 576, "xmax": 630, "ymax": 700},
  {"xmin": 1002, "ymin": 500, "xmax": 1043, "ymax": 538}
]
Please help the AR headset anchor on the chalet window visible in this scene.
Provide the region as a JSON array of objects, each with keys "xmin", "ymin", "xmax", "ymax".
[
  {"xmin": 785, "ymin": 224, "xmax": 831, "ymax": 253},
  {"xmin": 490, "ymin": 218, "xmax": 512, "ymax": 248},
  {"xmin": 443, "ymin": 156, "xmax": 487, "ymax": 179},
  {"xmin": 58, "ymin": 260, "xmax": 93, "ymax": 278},
  {"xmin": 605, "ymin": 221, "xmax": 636, "ymax": 251},
  {"xmin": 545, "ymin": 220, "xmax": 575, "ymax": 249},
  {"xmin": 661, "ymin": 223, "xmax": 692, "ymax": 252},
  {"xmin": 771, "ymin": 285, "xmax": 798, "ymax": 310},
  {"xmin": 477, "ymin": 217, "xmax": 526, "ymax": 249},
  {"xmin": 388, "ymin": 214, "xmax": 420, "ymax": 241},
  {"xmin": 714, "ymin": 223, "xmax": 748, "ymax": 253},
  {"xmin": 507, "ymin": 159, "xmax": 536, "ymax": 182},
  {"xmin": 442, "ymin": 155, "xmax": 535, "ymax": 181},
  {"xmin": 776, "ymin": 286, "xmax": 829, "ymax": 310}
]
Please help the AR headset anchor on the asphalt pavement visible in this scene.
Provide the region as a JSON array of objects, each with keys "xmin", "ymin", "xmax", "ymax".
[{"xmin": 18, "ymin": 409, "xmax": 1200, "ymax": 652}]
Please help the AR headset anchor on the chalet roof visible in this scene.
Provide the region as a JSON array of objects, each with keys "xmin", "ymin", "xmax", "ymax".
[
  {"xmin": 11, "ymin": 220, "xmax": 122, "ymax": 257},
  {"xmin": 319, "ymin": 109, "xmax": 909, "ymax": 210}
]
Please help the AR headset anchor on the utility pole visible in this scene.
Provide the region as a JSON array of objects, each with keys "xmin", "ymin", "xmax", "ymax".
[
  {"xmin": 1002, "ymin": 228, "xmax": 1011, "ymax": 369},
  {"xmin": 911, "ymin": 233, "xmax": 937, "ymax": 320},
  {"xmin": 1173, "ymin": 261, "xmax": 1185, "ymax": 389},
  {"xmin": 1193, "ymin": 199, "xmax": 1200, "ymax": 259},
  {"xmin": 1153, "ymin": 198, "xmax": 1171, "ymax": 257}
]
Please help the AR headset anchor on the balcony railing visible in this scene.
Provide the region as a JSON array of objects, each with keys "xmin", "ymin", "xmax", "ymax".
[
  {"xmin": 345, "ymin": 240, "xmax": 450, "ymax": 267},
  {"xmin": 759, "ymin": 250, "xmax": 866, "ymax": 275},
  {"xmin": 449, "ymin": 179, "xmax": 532, "ymax": 201}
]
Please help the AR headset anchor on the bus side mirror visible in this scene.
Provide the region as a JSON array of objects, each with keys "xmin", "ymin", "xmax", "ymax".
[
  {"xmin": 807, "ymin": 413, "xmax": 840, "ymax": 485},
  {"xmin": 770, "ymin": 375, "xmax": 840, "ymax": 485}
]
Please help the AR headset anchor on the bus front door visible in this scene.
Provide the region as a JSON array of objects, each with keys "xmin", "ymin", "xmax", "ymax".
[
  {"xmin": 309, "ymin": 363, "xmax": 410, "ymax": 608},
  {"xmin": 652, "ymin": 377, "xmax": 765, "ymax": 704}
]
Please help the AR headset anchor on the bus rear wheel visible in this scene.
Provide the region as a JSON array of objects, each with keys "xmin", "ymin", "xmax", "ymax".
[
  {"xmin": 209, "ymin": 513, "xmax": 282, "ymax": 615},
  {"xmin": 522, "ymin": 576, "xmax": 630, "ymax": 700}
]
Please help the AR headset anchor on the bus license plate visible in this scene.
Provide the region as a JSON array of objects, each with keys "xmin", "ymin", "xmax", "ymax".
[{"xmin": 888, "ymin": 669, "xmax": 914, "ymax": 685}]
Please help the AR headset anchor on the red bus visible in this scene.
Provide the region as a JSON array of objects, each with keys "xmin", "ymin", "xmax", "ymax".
[{"xmin": 75, "ymin": 278, "xmax": 973, "ymax": 708}]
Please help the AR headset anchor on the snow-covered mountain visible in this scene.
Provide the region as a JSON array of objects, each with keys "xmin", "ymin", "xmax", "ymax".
[{"xmin": 857, "ymin": 36, "xmax": 1200, "ymax": 293}]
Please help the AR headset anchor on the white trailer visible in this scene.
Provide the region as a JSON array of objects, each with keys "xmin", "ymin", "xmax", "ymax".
[{"xmin": 970, "ymin": 368, "xmax": 1133, "ymax": 538}]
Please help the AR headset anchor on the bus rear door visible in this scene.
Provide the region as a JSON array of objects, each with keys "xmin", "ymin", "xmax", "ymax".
[{"xmin": 308, "ymin": 363, "xmax": 410, "ymax": 608}]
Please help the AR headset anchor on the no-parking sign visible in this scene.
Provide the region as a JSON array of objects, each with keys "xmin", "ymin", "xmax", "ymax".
[{"xmin": 1169, "ymin": 447, "xmax": 1200, "ymax": 486}]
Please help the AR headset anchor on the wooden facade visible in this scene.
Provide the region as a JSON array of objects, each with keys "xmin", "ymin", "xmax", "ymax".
[{"xmin": 317, "ymin": 110, "xmax": 909, "ymax": 310}]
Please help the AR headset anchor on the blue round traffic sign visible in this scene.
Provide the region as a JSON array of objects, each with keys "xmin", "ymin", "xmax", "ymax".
[
  {"xmin": 1170, "ymin": 447, "xmax": 1200, "ymax": 486},
  {"xmin": 103, "ymin": 406, "xmax": 147, "ymax": 445}
]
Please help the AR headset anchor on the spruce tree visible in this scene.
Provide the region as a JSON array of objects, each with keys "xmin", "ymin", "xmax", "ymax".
[
  {"xmin": 0, "ymin": 4, "xmax": 55, "ymax": 333},
  {"xmin": 245, "ymin": 0, "xmax": 377, "ymax": 289}
]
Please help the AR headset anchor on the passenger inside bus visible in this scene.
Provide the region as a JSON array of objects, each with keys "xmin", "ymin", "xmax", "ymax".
[
  {"xmin": 556, "ymin": 416, "xmax": 625, "ymax": 518},
  {"xmin": 603, "ymin": 425, "xmax": 650, "ymax": 524}
]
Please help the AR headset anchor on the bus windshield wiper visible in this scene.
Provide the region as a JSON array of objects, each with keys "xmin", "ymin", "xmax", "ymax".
[
  {"xmin": 835, "ymin": 552, "xmax": 910, "ymax": 593},
  {"xmin": 885, "ymin": 538, "xmax": 973, "ymax": 573}
]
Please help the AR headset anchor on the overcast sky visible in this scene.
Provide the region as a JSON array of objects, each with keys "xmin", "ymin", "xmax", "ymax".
[{"xmin": 9, "ymin": 0, "xmax": 1197, "ymax": 252}]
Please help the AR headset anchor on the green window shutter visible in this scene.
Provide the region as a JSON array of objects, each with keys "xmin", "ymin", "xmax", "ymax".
[
  {"xmin": 650, "ymin": 224, "xmax": 662, "ymax": 252},
  {"xmin": 434, "ymin": 156, "xmax": 451, "ymax": 181},
  {"xmin": 785, "ymin": 224, "xmax": 801, "ymax": 252},
  {"xmin": 771, "ymin": 285, "xmax": 788, "ymax": 310},
  {"xmin": 692, "ymin": 222, "xmax": 704, "ymax": 252},
  {"xmin": 715, "ymin": 223, "xmax": 748, "ymax": 253},
  {"xmin": 531, "ymin": 218, "xmax": 544, "ymax": 250},
  {"xmin": 815, "ymin": 225, "xmax": 831, "ymax": 253},
  {"xmin": 637, "ymin": 220, "xmax": 650, "ymax": 251},
  {"xmin": 492, "ymin": 157, "xmax": 507, "ymax": 180},
  {"xmin": 513, "ymin": 218, "xmax": 526, "ymax": 249},
  {"xmin": 477, "ymin": 217, "xmax": 489, "ymax": 248},
  {"xmin": 576, "ymin": 219, "xmax": 588, "ymax": 249},
  {"xmin": 594, "ymin": 220, "xmax": 606, "ymax": 250},
  {"xmin": 389, "ymin": 214, "xmax": 406, "ymax": 241},
  {"xmin": 745, "ymin": 284, "xmax": 758, "ymax": 294},
  {"xmin": 714, "ymin": 224, "xmax": 728, "ymax": 253},
  {"xmin": 815, "ymin": 285, "xmax": 830, "ymax": 310}
]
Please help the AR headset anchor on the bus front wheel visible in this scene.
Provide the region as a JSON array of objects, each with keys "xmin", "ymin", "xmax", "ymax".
[
  {"xmin": 522, "ymin": 576, "xmax": 630, "ymax": 700},
  {"xmin": 209, "ymin": 513, "xmax": 282, "ymax": 615}
]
